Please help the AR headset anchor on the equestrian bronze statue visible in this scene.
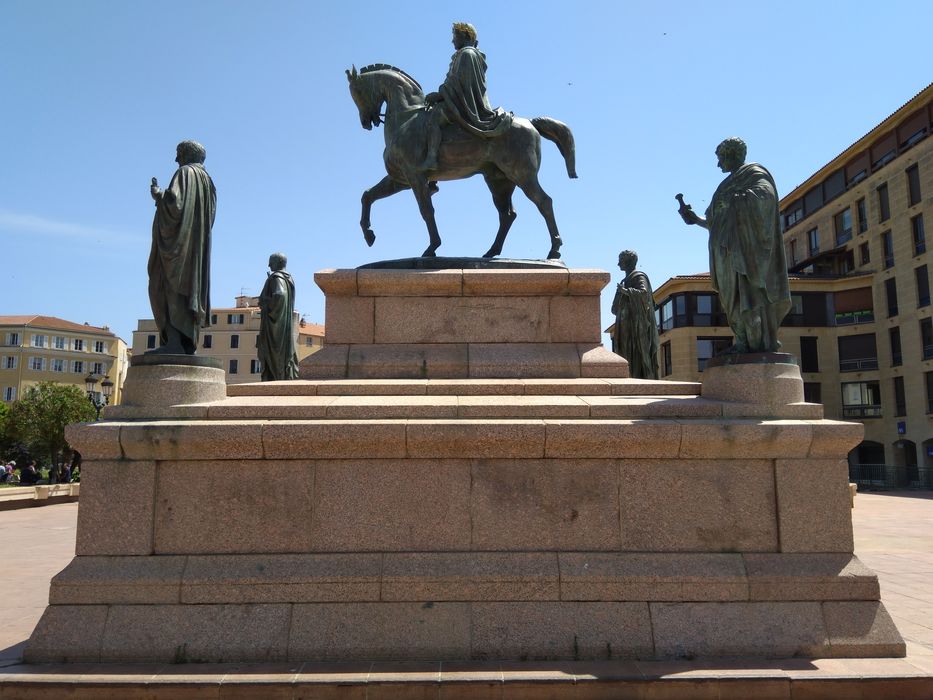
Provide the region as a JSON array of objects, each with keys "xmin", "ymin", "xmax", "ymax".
[{"xmin": 346, "ymin": 24, "xmax": 576, "ymax": 260}]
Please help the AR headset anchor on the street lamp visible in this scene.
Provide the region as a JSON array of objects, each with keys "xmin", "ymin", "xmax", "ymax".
[{"xmin": 84, "ymin": 373, "xmax": 111, "ymax": 420}]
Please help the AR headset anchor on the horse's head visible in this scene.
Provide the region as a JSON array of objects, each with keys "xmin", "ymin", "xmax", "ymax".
[{"xmin": 346, "ymin": 66, "xmax": 382, "ymax": 131}]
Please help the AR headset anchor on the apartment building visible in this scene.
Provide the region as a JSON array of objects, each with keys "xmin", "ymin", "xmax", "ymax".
[
  {"xmin": 640, "ymin": 83, "xmax": 932, "ymax": 479},
  {"xmin": 132, "ymin": 296, "xmax": 325, "ymax": 384},
  {"xmin": 0, "ymin": 316, "xmax": 129, "ymax": 405}
]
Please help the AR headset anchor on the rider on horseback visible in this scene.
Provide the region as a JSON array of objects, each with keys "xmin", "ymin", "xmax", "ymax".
[{"xmin": 421, "ymin": 22, "xmax": 512, "ymax": 172}]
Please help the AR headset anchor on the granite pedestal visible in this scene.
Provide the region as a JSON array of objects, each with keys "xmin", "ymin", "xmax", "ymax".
[{"xmin": 26, "ymin": 268, "xmax": 904, "ymax": 664}]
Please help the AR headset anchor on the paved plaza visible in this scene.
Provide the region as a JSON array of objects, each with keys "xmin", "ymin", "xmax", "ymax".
[{"xmin": 1, "ymin": 492, "xmax": 933, "ymax": 695}]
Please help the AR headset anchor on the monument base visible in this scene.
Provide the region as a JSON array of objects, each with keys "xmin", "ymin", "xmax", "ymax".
[
  {"xmin": 300, "ymin": 267, "xmax": 629, "ymax": 379},
  {"xmin": 117, "ymin": 355, "xmax": 226, "ymax": 411},
  {"xmin": 25, "ymin": 268, "xmax": 904, "ymax": 664}
]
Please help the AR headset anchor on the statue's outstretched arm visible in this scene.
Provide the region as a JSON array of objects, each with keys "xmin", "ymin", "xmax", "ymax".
[{"xmin": 676, "ymin": 193, "xmax": 708, "ymax": 229}]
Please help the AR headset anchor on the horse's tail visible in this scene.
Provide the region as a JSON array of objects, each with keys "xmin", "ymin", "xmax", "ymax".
[{"xmin": 531, "ymin": 117, "xmax": 577, "ymax": 179}]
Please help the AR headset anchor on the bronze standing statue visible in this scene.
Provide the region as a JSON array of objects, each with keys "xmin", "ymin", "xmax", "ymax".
[
  {"xmin": 257, "ymin": 253, "xmax": 299, "ymax": 381},
  {"xmin": 347, "ymin": 22, "xmax": 577, "ymax": 260},
  {"xmin": 677, "ymin": 138, "xmax": 791, "ymax": 354},
  {"xmin": 611, "ymin": 250, "xmax": 660, "ymax": 379},
  {"xmin": 147, "ymin": 140, "xmax": 216, "ymax": 355}
]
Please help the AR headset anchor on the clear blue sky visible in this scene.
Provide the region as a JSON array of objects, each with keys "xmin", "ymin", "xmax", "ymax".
[{"xmin": 2, "ymin": 0, "xmax": 931, "ymax": 345}]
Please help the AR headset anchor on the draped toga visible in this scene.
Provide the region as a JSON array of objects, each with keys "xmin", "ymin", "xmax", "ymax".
[
  {"xmin": 258, "ymin": 269, "xmax": 299, "ymax": 381},
  {"xmin": 611, "ymin": 270, "xmax": 660, "ymax": 380},
  {"xmin": 705, "ymin": 163, "xmax": 791, "ymax": 352},
  {"xmin": 148, "ymin": 162, "xmax": 216, "ymax": 349}
]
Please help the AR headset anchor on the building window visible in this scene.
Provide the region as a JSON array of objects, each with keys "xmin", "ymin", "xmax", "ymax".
[
  {"xmin": 661, "ymin": 342, "xmax": 672, "ymax": 377},
  {"xmin": 881, "ymin": 231, "xmax": 894, "ymax": 269},
  {"xmin": 877, "ymin": 183, "xmax": 890, "ymax": 222},
  {"xmin": 53, "ymin": 336, "xmax": 66, "ymax": 349},
  {"xmin": 885, "ymin": 278, "xmax": 898, "ymax": 317},
  {"xmin": 3, "ymin": 387, "xmax": 16, "ymax": 401},
  {"xmin": 693, "ymin": 294, "xmax": 717, "ymax": 326},
  {"xmin": 907, "ymin": 164, "xmax": 922, "ymax": 207},
  {"xmin": 913, "ymin": 215, "xmax": 926, "ymax": 256},
  {"xmin": 3, "ymin": 356, "xmax": 16, "ymax": 369},
  {"xmin": 784, "ymin": 204, "xmax": 803, "ymax": 229},
  {"xmin": 146, "ymin": 335, "xmax": 156, "ymax": 349},
  {"xmin": 73, "ymin": 339, "xmax": 84, "ymax": 351},
  {"xmin": 305, "ymin": 337, "xmax": 315, "ymax": 347},
  {"xmin": 890, "ymin": 327, "xmax": 902, "ymax": 367},
  {"xmin": 31, "ymin": 335, "xmax": 47, "ymax": 348},
  {"xmin": 841, "ymin": 381, "xmax": 882, "ymax": 418},
  {"xmin": 94, "ymin": 341, "xmax": 105, "ymax": 353},
  {"xmin": 859, "ymin": 242, "xmax": 870, "ymax": 265},
  {"xmin": 789, "ymin": 239, "xmax": 798, "ymax": 266},
  {"xmin": 834, "ymin": 209, "xmax": 852, "ymax": 245},
  {"xmin": 799, "ymin": 336, "xmax": 819, "ymax": 373},
  {"xmin": 659, "ymin": 299, "xmax": 674, "ymax": 332},
  {"xmin": 210, "ymin": 314, "xmax": 218, "ymax": 326},
  {"xmin": 6, "ymin": 333, "xmax": 19, "ymax": 346},
  {"xmin": 203, "ymin": 335, "xmax": 212, "ymax": 349},
  {"xmin": 838, "ymin": 333, "xmax": 878, "ymax": 372},
  {"xmin": 696, "ymin": 337, "xmax": 732, "ymax": 372},
  {"xmin": 894, "ymin": 376, "xmax": 907, "ymax": 417},
  {"xmin": 803, "ymin": 382, "xmax": 821, "ymax": 404},
  {"xmin": 29, "ymin": 357, "xmax": 45, "ymax": 371},
  {"xmin": 807, "ymin": 227, "xmax": 820, "ymax": 256},
  {"xmin": 251, "ymin": 359, "xmax": 262, "ymax": 374},
  {"xmin": 922, "ymin": 318, "xmax": 933, "ymax": 360},
  {"xmin": 928, "ymin": 372, "xmax": 933, "ymax": 414},
  {"xmin": 92, "ymin": 362, "xmax": 104, "ymax": 375},
  {"xmin": 51, "ymin": 359, "xmax": 65, "ymax": 372},
  {"xmin": 917, "ymin": 265, "xmax": 930, "ymax": 307},
  {"xmin": 230, "ymin": 334, "xmax": 240, "ymax": 349},
  {"xmin": 229, "ymin": 359, "xmax": 238, "ymax": 374},
  {"xmin": 73, "ymin": 361, "xmax": 84, "ymax": 373},
  {"xmin": 856, "ymin": 198, "xmax": 867, "ymax": 234},
  {"xmin": 227, "ymin": 314, "xmax": 245, "ymax": 324}
]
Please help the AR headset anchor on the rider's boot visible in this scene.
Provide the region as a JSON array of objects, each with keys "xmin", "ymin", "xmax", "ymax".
[{"xmin": 421, "ymin": 117, "xmax": 441, "ymax": 171}]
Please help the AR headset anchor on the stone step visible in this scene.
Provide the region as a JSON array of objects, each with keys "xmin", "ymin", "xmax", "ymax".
[
  {"xmin": 3, "ymin": 658, "xmax": 931, "ymax": 699},
  {"xmin": 227, "ymin": 377, "xmax": 703, "ymax": 397},
  {"xmin": 72, "ymin": 416, "xmax": 850, "ymax": 462},
  {"xmin": 116, "ymin": 394, "xmax": 747, "ymax": 421},
  {"xmin": 49, "ymin": 553, "xmax": 881, "ymax": 606}
]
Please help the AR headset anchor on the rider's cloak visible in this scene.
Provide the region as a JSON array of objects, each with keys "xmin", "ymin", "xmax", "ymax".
[{"xmin": 439, "ymin": 46, "xmax": 511, "ymax": 137}]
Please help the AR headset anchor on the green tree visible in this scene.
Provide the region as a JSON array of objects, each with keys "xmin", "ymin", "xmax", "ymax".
[
  {"xmin": 8, "ymin": 382, "xmax": 96, "ymax": 466},
  {"xmin": 0, "ymin": 401, "xmax": 11, "ymax": 458}
]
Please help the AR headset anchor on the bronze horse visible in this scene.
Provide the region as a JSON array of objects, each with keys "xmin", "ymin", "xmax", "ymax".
[{"xmin": 346, "ymin": 64, "xmax": 577, "ymax": 259}]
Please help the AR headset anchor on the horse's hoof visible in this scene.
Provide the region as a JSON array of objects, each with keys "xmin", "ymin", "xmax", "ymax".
[
  {"xmin": 547, "ymin": 249, "xmax": 561, "ymax": 260},
  {"xmin": 363, "ymin": 229, "xmax": 376, "ymax": 247},
  {"xmin": 482, "ymin": 248, "xmax": 500, "ymax": 259}
]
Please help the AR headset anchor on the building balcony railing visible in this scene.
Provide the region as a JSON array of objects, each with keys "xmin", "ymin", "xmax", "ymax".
[
  {"xmin": 839, "ymin": 357, "xmax": 879, "ymax": 372},
  {"xmin": 842, "ymin": 404, "xmax": 883, "ymax": 418},
  {"xmin": 834, "ymin": 311, "xmax": 874, "ymax": 326}
]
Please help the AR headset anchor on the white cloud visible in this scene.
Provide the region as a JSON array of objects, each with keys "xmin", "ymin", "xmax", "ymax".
[{"xmin": 0, "ymin": 208, "xmax": 138, "ymax": 246}]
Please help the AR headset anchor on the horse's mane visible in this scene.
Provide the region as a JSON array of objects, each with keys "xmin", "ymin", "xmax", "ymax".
[{"xmin": 359, "ymin": 63, "xmax": 423, "ymax": 93}]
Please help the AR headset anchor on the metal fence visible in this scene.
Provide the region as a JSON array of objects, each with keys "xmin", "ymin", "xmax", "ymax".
[{"xmin": 849, "ymin": 463, "xmax": 933, "ymax": 491}]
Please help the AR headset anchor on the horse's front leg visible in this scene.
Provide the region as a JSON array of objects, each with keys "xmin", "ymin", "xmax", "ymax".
[
  {"xmin": 361, "ymin": 175, "xmax": 409, "ymax": 247},
  {"xmin": 408, "ymin": 174, "xmax": 442, "ymax": 257}
]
